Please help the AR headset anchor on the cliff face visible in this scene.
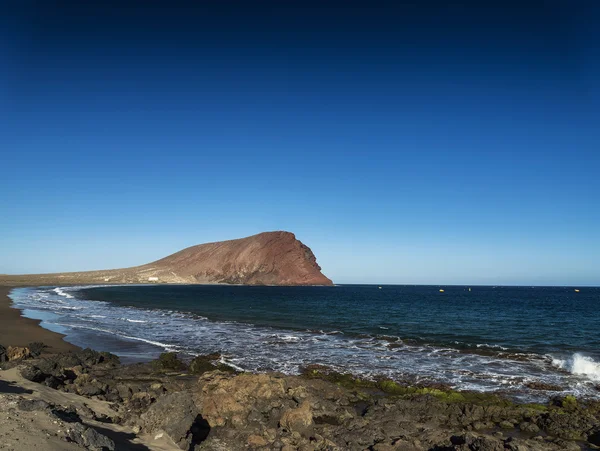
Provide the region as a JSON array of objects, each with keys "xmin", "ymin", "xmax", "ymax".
[{"xmin": 0, "ymin": 231, "xmax": 333, "ymax": 286}]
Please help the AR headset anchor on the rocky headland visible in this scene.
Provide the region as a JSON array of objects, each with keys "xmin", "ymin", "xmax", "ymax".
[
  {"xmin": 0, "ymin": 231, "xmax": 333, "ymax": 286},
  {"xmin": 2, "ymin": 345, "xmax": 600, "ymax": 451}
]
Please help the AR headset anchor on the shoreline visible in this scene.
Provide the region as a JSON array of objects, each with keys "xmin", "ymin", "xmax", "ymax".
[
  {"xmin": 6, "ymin": 285, "xmax": 600, "ymax": 403},
  {"xmin": 0, "ymin": 286, "xmax": 80, "ymax": 354},
  {"xmin": 2, "ymin": 289, "xmax": 600, "ymax": 448}
]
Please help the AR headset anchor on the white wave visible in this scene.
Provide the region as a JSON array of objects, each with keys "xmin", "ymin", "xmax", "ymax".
[
  {"xmin": 121, "ymin": 318, "xmax": 147, "ymax": 323},
  {"xmin": 56, "ymin": 323, "xmax": 178, "ymax": 351},
  {"xmin": 277, "ymin": 335, "xmax": 302, "ymax": 342},
  {"xmin": 52, "ymin": 287, "xmax": 74, "ymax": 299},
  {"xmin": 119, "ymin": 333, "xmax": 178, "ymax": 351},
  {"xmin": 476, "ymin": 343, "xmax": 509, "ymax": 351},
  {"xmin": 553, "ymin": 353, "xmax": 600, "ymax": 381},
  {"xmin": 219, "ymin": 356, "xmax": 246, "ymax": 372}
]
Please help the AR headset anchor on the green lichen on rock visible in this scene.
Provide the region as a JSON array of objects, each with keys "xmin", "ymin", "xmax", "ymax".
[
  {"xmin": 153, "ymin": 352, "xmax": 187, "ymax": 371},
  {"xmin": 300, "ymin": 366, "xmax": 517, "ymax": 407},
  {"xmin": 561, "ymin": 395, "xmax": 578, "ymax": 410},
  {"xmin": 189, "ymin": 353, "xmax": 237, "ymax": 375},
  {"xmin": 300, "ymin": 365, "xmax": 377, "ymax": 390}
]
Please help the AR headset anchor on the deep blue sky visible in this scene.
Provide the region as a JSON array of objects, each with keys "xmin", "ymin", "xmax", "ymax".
[{"xmin": 1, "ymin": 1, "xmax": 598, "ymax": 285}]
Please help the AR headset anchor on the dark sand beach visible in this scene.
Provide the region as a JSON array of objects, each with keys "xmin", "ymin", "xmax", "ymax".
[{"xmin": 0, "ymin": 286, "xmax": 79, "ymax": 353}]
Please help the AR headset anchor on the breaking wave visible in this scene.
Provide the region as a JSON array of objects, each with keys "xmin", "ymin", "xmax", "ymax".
[
  {"xmin": 553, "ymin": 353, "xmax": 600, "ymax": 382},
  {"xmin": 53, "ymin": 287, "xmax": 74, "ymax": 299}
]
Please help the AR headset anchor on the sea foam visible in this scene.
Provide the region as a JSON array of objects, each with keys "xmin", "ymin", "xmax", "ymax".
[
  {"xmin": 52, "ymin": 287, "xmax": 74, "ymax": 299},
  {"xmin": 554, "ymin": 353, "xmax": 600, "ymax": 381}
]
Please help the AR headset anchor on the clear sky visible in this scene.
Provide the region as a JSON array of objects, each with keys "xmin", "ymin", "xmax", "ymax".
[{"xmin": 1, "ymin": 1, "xmax": 599, "ymax": 285}]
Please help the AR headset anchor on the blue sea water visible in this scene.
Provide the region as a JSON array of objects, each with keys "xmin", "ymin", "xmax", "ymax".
[{"xmin": 9, "ymin": 284, "xmax": 600, "ymax": 401}]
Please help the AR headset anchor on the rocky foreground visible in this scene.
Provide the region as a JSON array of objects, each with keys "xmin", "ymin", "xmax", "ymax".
[
  {"xmin": 2, "ymin": 345, "xmax": 600, "ymax": 451},
  {"xmin": 0, "ymin": 231, "xmax": 333, "ymax": 286}
]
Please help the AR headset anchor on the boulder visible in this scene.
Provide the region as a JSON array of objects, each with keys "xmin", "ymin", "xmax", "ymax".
[
  {"xmin": 197, "ymin": 372, "xmax": 287, "ymax": 428},
  {"xmin": 17, "ymin": 398, "xmax": 51, "ymax": 412},
  {"xmin": 65, "ymin": 422, "xmax": 115, "ymax": 450},
  {"xmin": 539, "ymin": 409, "xmax": 597, "ymax": 440},
  {"xmin": 153, "ymin": 352, "xmax": 187, "ymax": 371},
  {"xmin": 20, "ymin": 364, "xmax": 46, "ymax": 382},
  {"xmin": 279, "ymin": 401, "xmax": 314, "ymax": 436},
  {"xmin": 450, "ymin": 433, "xmax": 505, "ymax": 451},
  {"xmin": 247, "ymin": 434, "xmax": 268, "ymax": 448},
  {"xmin": 189, "ymin": 353, "xmax": 235, "ymax": 375},
  {"xmin": 140, "ymin": 391, "xmax": 209, "ymax": 450},
  {"xmin": 519, "ymin": 421, "xmax": 540, "ymax": 433},
  {"xmin": 28, "ymin": 341, "xmax": 48, "ymax": 357}
]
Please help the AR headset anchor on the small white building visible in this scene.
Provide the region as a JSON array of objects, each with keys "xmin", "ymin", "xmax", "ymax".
[{"xmin": 148, "ymin": 277, "xmax": 159, "ymax": 282}]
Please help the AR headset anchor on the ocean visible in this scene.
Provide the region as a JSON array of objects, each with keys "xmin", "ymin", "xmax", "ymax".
[{"xmin": 9, "ymin": 284, "xmax": 600, "ymax": 402}]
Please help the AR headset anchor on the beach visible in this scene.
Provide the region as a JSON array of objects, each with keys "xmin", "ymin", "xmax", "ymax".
[
  {"xmin": 0, "ymin": 286, "xmax": 79, "ymax": 354},
  {"xmin": 2, "ymin": 284, "xmax": 600, "ymax": 449},
  {"xmin": 0, "ymin": 286, "xmax": 181, "ymax": 450}
]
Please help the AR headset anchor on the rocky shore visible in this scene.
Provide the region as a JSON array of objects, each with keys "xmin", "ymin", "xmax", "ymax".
[{"xmin": 2, "ymin": 345, "xmax": 600, "ymax": 451}]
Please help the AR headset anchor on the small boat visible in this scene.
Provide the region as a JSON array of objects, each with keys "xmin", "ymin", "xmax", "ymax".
[
  {"xmin": 378, "ymin": 286, "xmax": 382, "ymax": 289},
  {"xmin": 439, "ymin": 289, "xmax": 445, "ymax": 292},
  {"xmin": 468, "ymin": 288, "xmax": 471, "ymax": 292},
  {"xmin": 574, "ymin": 289, "xmax": 580, "ymax": 293}
]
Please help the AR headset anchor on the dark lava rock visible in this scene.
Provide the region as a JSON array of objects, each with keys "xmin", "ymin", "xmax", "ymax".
[
  {"xmin": 43, "ymin": 375, "xmax": 64, "ymax": 389},
  {"xmin": 0, "ymin": 344, "xmax": 6, "ymax": 363},
  {"xmin": 66, "ymin": 422, "xmax": 115, "ymax": 451},
  {"xmin": 17, "ymin": 398, "xmax": 50, "ymax": 412},
  {"xmin": 28, "ymin": 341, "xmax": 48, "ymax": 357},
  {"xmin": 77, "ymin": 404, "xmax": 97, "ymax": 420},
  {"xmin": 20, "ymin": 365, "xmax": 46, "ymax": 383},
  {"xmin": 519, "ymin": 421, "xmax": 540, "ymax": 433},
  {"xmin": 20, "ymin": 348, "xmax": 120, "ymax": 388},
  {"xmin": 51, "ymin": 406, "xmax": 82, "ymax": 423},
  {"xmin": 525, "ymin": 381, "xmax": 563, "ymax": 391},
  {"xmin": 189, "ymin": 353, "xmax": 235, "ymax": 375},
  {"xmin": 140, "ymin": 391, "xmax": 208, "ymax": 450},
  {"xmin": 153, "ymin": 352, "xmax": 187, "ymax": 371},
  {"xmin": 452, "ymin": 433, "xmax": 505, "ymax": 451},
  {"xmin": 77, "ymin": 382, "xmax": 106, "ymax": 397},
  {"xmin": 539, "ymin": 409, "xmax": 597, "ymax": 440},
  {"xmin": 588, "ymin": 429, "xmax": 600, "ymax": 447}
]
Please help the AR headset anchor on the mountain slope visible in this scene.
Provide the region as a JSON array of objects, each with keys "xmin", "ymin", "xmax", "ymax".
[{"xmin": 0, "ymin": 232, "xmax": 333, "ymax": 286}]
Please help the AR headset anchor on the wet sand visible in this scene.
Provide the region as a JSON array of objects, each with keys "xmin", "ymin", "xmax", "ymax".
[{"xmin": 0, "ymin": 286, "xmax": 80, "ymax": 353}]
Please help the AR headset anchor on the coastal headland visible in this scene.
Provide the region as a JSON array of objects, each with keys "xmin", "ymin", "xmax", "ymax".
[{"xmin": 0, "ymin": 231, "xmax": 333, "ymax": 287}]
